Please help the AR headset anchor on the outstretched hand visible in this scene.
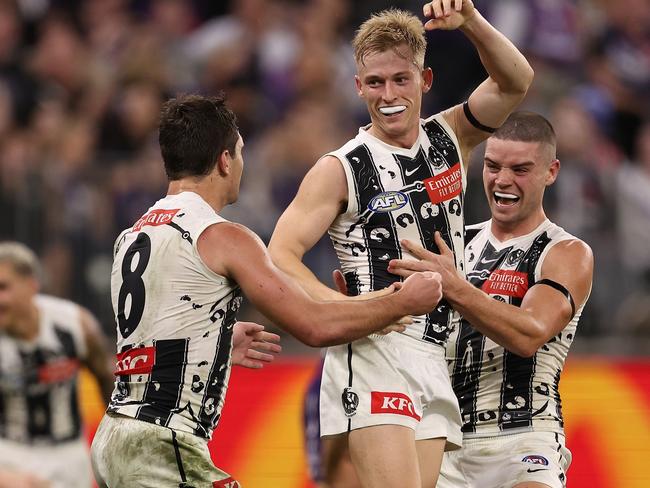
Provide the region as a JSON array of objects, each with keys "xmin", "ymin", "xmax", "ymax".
[
  {"xmin": 422, "ymin": 0, "xmax": 476, "ymax": 31},
  {"xmin": 232, "ymin": 321, "xmax": 281, "ymax": 369},
  {"xmin": 388, "ymin": 232, "xmax": 462, "ymax": 296}
]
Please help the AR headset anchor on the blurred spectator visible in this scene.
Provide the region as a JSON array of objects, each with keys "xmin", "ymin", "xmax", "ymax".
[{"xmin": 0, "ymin": 0, "xmax": 647, "ymax": 343}]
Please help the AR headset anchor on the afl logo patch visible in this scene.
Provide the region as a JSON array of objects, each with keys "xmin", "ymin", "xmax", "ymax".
[
  {"xmin": 522, "ymin": 455, "xmax": 549, "ymax": 466},
  {"xmin": 368, "ymin": 191, "xmax": 408, "ymax": 212}
]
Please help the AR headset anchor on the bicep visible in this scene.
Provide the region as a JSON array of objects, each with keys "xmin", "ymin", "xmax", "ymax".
[
  {"xmin": 520, "ymin": 240, "xmax": 594, "ymax": 340},
  {"xmin": 269, "ymin": 156, "xmax": 347, "ymax": 260},
  {"xmin": 444, "ymin": 79, "xmax": 525, "ymax": 156},
  {"xmin": 211, "ymin": 224, "xmax": 315, "ymax": 338}
]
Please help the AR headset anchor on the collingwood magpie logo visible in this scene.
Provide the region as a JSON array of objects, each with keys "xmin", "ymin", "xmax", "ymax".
[
  {"xmin": 341, "ymin": 387, "xmax": 359, "ymax": 417},
  {"xmin": 506, "ymin": 249, "xmax": 524, "ymax": 266}
]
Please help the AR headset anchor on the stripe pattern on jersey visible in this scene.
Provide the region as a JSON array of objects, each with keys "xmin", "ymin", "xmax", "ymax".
[
  {"xmin": 108, "ymin": 192, "xmax": 243, "ymax": 439},
  {"xmin": 0, "ymin": 306, "xmax": 83, "ymax": 444},
  {"xmin": 330, "ymin": 117, "xmax": 465, "ymax": 347},
  {"xmin": 449, "ymin": 220, "xmax": 583, "ymax": 437}
]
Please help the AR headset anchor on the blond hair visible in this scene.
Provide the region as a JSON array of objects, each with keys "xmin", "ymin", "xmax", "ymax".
[
  {"xmin": 0, "ymin": 242, "xmax": 40, "ymax": 277},
  {"xmin": 353, "ymin": 9, "xmax": 426, "ymax": 68}
]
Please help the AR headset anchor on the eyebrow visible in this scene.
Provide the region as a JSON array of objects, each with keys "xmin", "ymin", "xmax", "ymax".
[
  {"xmin": 363, "ymin": 71, "xmax": 411, "ymax": 81},
  {"xmin": 484, "ymin": 157, "xmax": 536, "ymax": 167}
]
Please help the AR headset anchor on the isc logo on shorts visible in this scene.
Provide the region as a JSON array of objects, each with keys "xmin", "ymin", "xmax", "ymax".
[
  {"xmin": 368, "ymin": 191, "xmax": 408, "ymax": 212},
  {"xmin": 114, "ymin": 346, "xmax": 155, "ymax": 375},
  {"xmin": 371, "ymin": 391, "xmax": 421, "ymax": 421}
]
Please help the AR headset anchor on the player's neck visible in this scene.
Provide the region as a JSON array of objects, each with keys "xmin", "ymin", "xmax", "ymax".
[
  {"xmin": 367, "ymin": 124, "xmax": 419, "ymax": 149},
  {"xmin": 7, "ymin": 302, "xmax": 40, "ymax": 341},
  {"xmin": 167, "ymin": 179, "xmax": 229, "ymax": 213},
  {"xmin": 490, "ymin": 210, "xmax": 548, "ymax": 242}
]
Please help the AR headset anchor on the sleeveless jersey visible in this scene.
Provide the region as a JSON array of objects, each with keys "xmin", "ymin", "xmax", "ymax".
[
  {"xmin": 328, "ymin": 114, "xmax": 466, "ymax": 346},
  {"xmin": 447, "ymin": 219, "xmax": 585, "ymax": 437},
  {"xmin": 0, "ymin": 295, "xmax": 86, "ymax": 444},
  {"xmin": 108, "ymin": 192, "xmax": 242, "ymax": 439}
]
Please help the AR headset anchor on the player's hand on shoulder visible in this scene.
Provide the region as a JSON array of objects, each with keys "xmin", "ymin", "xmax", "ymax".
[
  {"xmin": 423, "ymin": 0, "xmax": 476, "ymax": 31},
  {"xmin": 397, "ymin": 270, "xmax": 443, "ymax": 315},
  {"xmin": 231, "ymin": 321, "xmax": 282, "ymax": 369}
]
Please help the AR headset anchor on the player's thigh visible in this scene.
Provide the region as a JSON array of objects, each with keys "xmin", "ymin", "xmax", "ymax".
[
  {"xmin": 348, "ymin": 424, "xmax": 420, "ymax": 488},
  {"xmin": 415, "ymin": 436, "xmax": 446, "ymax": 488},
  {"xmin": 321, "ymin": 434, "xmax": 361, "ymax": 488}
]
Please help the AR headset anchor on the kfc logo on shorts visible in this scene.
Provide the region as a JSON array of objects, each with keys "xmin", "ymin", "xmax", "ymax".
[
  {"xmin": 213, "ymin": 478, "xmax": 240, "ymax": 488},
  {"xmin": 371, "ymin": 392, "xmax": 421, "ymax": 421},
  {"xmin": 114, "ymin": 346, "xmax": 155, "ymax": 375},
  {"xmin": 521, "ymin": 455, "xmax": 549, "ymax": 466},
  {"xmin": 341, "ymin": 387, "xmax": 359, "ymax": 417}
]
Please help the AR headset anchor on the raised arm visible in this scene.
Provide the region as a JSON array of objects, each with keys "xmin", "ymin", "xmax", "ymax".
[
  {"xmin": 198, "ymin": 222, "xmax": 442, "ymax": 347},
  {"xmin": 79, "ymin": 307, "xmax": 115, "ymax": 404},
  {"xmin": 389, "ymin": 232, "xmax": 593, "ymax": 357},
  {"xmin": 424, "ymin": 1, "xmax": 534, "ymax": 160},
  {"xmin": 268, "ymin": 155, "xmax": 348, "ymax": 300}
]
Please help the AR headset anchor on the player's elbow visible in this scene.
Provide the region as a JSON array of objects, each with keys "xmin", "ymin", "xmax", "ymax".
[
  {"xmin": 520, "ymin": 64, "xmax": 535, "ymax": 92},
  {"xmin": 502, "ymin": 64, "xmax": 534, "ymax": 98},
  {"xmin": 509, "ymin": 325, "xmax": 546, "ymax": 358},
  {"xmin": 300, "ymin": 328, "xmax": 332, "ymax": 348},
  {"xmin": 510, "ymin": 342, "xmax": 538, "ymax": 358}
]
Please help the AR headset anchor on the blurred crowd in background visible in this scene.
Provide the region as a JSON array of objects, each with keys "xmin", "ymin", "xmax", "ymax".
[{"xmin": 1, "ymin": 0, "xmax": 649, "ymax": 351}]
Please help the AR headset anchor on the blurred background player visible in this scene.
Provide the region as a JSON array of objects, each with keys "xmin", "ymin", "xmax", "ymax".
[
  {"xmin": 0, "ymin": 242, "xmax": 115, "ymax": 488},
  {"xmin": 389, "ymin": 112, "xmax": 593, "ymax": 488},
  {"xmin": 270, "ymin": 1, "xmax": 533, "ymax": 486},
  {"xmin": 91, "ymin": 94, "xmax": 444, "ymax": 487}
]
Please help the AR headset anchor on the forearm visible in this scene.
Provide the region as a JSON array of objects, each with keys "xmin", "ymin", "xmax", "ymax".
[
  {"xmin": 269, "ymin": 248, "xmax": 344, "ymax": 301},
  {"xmin": 461, "ymin": 11, "xmax": 533, "ymax": 95},
  {"xmin": 308, "ymin": 294, "xmax": 409, "ymax": 346},
  {"xmin": 446, "ymin": 281, "xmax": 544, "ymax": 357}
]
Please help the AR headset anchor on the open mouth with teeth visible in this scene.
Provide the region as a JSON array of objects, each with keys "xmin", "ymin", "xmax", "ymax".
[
  {"xmin": 379, "ymin": 105, "xmax": 406, "ymax": 116},
  {"xmin": 494, "ymin": 191, "xmax": 520, "ymax": 206}
]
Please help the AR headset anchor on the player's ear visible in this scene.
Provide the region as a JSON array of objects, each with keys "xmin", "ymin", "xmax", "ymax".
[
  {"xmin": 546, "ymin": 159, "xmax": 560, "ymax": 186},
  {"xmin": 355, "ymin": 75, "xmax": 363, "ymax": 97},
  {"xmin": 422, "ymin": 67, "xmax": 433, "ymax": 93},
  {"xmin": 217, "ymin": 150, "xmax": 231, "ymax": 176}
]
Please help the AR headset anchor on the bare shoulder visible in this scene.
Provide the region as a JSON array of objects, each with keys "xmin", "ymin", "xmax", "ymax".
[
  {"xmin": 541, "ymin": 238, "xmax": 594, "ymax": 303},
  {"xmin": 301, "ymin": 155, "xmax": 348, "ymax": 199},
  {"xmin": 198, "ymin": 221, "xmax": 267, "ymax": 277},
  {"xmin": 545, "ymin": 238, "xmax": 593, "ymax": 270}
]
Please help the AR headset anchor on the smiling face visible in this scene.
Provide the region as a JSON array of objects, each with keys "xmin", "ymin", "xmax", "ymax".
[
  {"xmin": 483, "ymin": 137, "xmax": 559, "ymax": 235},
  {"xmin": 355, "ymin": 44, "xmax": 432, "ymax": 148}
]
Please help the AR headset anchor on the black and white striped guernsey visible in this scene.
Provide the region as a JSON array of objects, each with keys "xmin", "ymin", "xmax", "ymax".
[
  {"xmin": 447, "ymin": 219, "xmax": 585, "ymax": 437},
  {"xmin": 328, "ymin": 114, "xmax": 467, "ymax": 347},
  {"xmin": 0, "ymin": 295, "xmax": 86, "ymax": 444},
  {"xmin": 108, "ymin": 192, "xmax": 241, "ymax": 439}
]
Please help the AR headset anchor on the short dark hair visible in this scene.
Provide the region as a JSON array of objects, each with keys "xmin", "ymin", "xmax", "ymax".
[
  {"xmin": 159, "ymin": 94, "xmax": 239, "ymax": 180},
  {"xmin": 492, "ymin": 111, "xmax": 556, "ymax": 157}
]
